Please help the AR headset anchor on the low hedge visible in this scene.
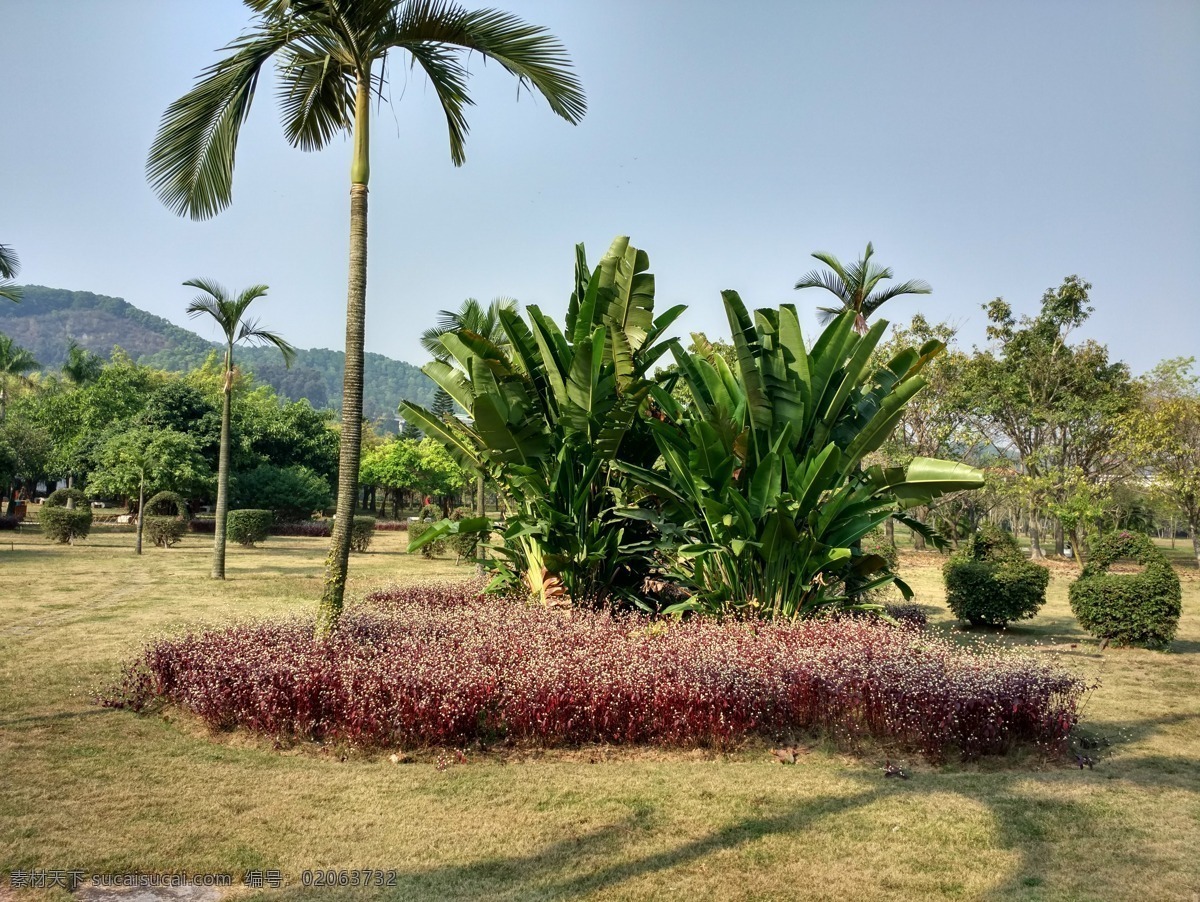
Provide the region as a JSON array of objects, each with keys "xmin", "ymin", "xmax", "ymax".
[
  {"xmin": 227, "ymin": 509, "xmax": 274, "ymax": 547},
  {"xmin": 143, "ymin": 491, "xmax": 190, "ymax": 548},
  {"xmin": 40, "ymin": 489, "xmax": 93, "ymax": 544},
  {"xmin": 1069, "ymin": 531, "xmax": 1181, "ymax": 649},
  {"xmin": 0, "ymin": 515, "xmax": 19, "ymax": 531},
  {"xmin": 943, "ymin": 525, "xmax": 1049, "ymax": 627}
]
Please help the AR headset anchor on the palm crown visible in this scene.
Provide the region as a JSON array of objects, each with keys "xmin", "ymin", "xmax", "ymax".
[
  {"xmin": 147, "ymin": 0, "xmax": 586, "ymax": 219},
  {"xmin": 795, "ymin": 242, "xmax": 931, "ymax": 334},
  {"xmin": 421, "ymin": 296, "xmax": 517, "ymax": 361},
  {"xmin": 184, "ymin": 278, "xmax": 297, "ymax": 371}
]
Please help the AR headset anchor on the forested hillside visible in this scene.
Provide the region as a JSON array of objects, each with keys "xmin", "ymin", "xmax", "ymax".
[{"xmin": 2, "ymin": 285, "xmax": 436, "ymax": 420}]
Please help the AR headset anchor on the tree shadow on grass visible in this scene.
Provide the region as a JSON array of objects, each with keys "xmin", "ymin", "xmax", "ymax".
[{"xmin": 259, "ymin": 790, "xmax": 883, "ymax": 902}]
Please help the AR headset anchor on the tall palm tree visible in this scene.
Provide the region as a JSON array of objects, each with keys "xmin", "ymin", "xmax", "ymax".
[
  {"xmin": 61, "ymin": 340, "xmax": 105, "ymax": 386},
  {"xmin": 146, "ymin": 0, "xmax": 585, "ymax": 637},
  {"xmin": 185, "ymin": 278, "xmax": 296, "ymax": 579},
  {"xmin": 0, "ymin": 334, "xmax": 39, "ymax": 422},
  {"xmin": 0, "ymin": 244, "xmax": 21, "ymax": 304},
  {"xmin": 795, "ymin": 242, "xmax": 931, "ymax": 334}
]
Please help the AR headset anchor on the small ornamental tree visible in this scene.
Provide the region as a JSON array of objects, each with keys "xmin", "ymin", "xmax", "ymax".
[
  {"xmin": 40, "ymin": 488, "xmax": 93, "ymax": 544},
  {"xmin": 943, "ymin": 524, "xmax": 1050, "ymax": 627},
  {"xmin": 1069, "ymin": 531, "xmax": 1181, "ymax": 648},
  {"xmin": 87, "ymin": 425, "xmax": 211, "ymax": 555},
  {"xmin": 142, "ymin": 491, "xmax": 190, "ymax": 548}
]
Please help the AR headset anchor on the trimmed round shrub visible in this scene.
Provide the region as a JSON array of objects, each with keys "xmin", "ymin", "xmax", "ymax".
[
  {"xmin": 449, "ymin": 506, "xmax": 479, "ymax": 560},
  {"xmin": 943, "ymin": 524, "xmax": 1049, "ymax": 626},
  {"xmin": 226, "ymin": 509, "xmax": 274, "ymax": 547},
  {"xmin": 350, "ymin": 516, "xmax": 376, "ymax": 553},
  {"xmin": 419, "ymin": 502, "xmax": 442, "ymax": 522},
  {"xmin": 40, "ymin": 488, "xmax": 93, "ymax": 544},
  {"xmin": 408, "ymin": 520, "xmax": 446, "ymax": 558},
  {"xmin": 142, "ymin": 491, "xmax": 190, "ymax": 548},
  {"xmin": 232, "ymin": 464, "xmax": 332, "ymax": 522},
  {"xmin": 1069, "ymin": 531, "xmax": 1181, "ymax": 648}
]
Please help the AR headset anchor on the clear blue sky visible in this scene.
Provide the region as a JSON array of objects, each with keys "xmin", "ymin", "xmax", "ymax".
[{"xmin": 3, "ymin": 0, "xmax": 1197, "ymax": 374}]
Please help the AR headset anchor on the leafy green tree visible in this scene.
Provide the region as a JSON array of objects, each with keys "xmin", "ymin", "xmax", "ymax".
[
  {"xmin": 0, "ymin": 244, "xmax": 21, "ymax": 304},
  {"xmin": 872, "ymin": 315, "xmax": 984, "ymax": 548},
  {"xmin": 1117, "ymin": 357, "xmax": 1200, "ymax": 568},
  {"xmin": 414, "ymin": 436, "xmax": 470, "ymax": 514},
  {"xmin": 0, "ymin": 418, "xmax": 53, "ymax": 507},
  {"xmin": 184, "ymin": 278, "xmax": 295, "ymax": 580},
  {"xmin": 360, "ymin": 437, "xmax": 421, "ymax": 517},
  {"xmin": 0, "ymin": 334, "xmax": 39, "ymax": 423},
  {"xmin": 795, "ymin": 242, "xmax": 931, "ymax": 334},
  {"xmin": 88, "ymin": 425, "xmax": 212, "ymax": 554},
  {"xmin": 146, "ymin": 0, "xmax": 586, "ymax": 637},
  {"xmin": 959, "ymin": 277, "xmax": 1133, "ymax": 560}
]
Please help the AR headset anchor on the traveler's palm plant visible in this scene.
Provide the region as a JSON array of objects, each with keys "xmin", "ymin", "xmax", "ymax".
[
  {"xmin": 620, "ymin": 297, "xmax": 983, "ymax": 619},
  {"xmin": 403, "ymin": 237, "xmax": 683, "ymax": 605}
]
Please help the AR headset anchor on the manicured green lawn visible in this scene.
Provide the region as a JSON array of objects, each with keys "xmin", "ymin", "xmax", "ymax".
[{"xmin": 1, "ymin": 528, "xmax": 1197, "ymax": 900}]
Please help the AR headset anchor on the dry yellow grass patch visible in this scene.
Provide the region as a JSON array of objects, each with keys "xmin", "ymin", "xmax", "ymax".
[{"xmin": 1, "ymin": 529, "xmax": 1197, "ymax": 901}]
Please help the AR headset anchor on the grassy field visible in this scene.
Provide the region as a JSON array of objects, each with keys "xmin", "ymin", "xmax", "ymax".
[{"xmin": 1, "ymin": 526, "xmax": 1198, "ymax": 901}]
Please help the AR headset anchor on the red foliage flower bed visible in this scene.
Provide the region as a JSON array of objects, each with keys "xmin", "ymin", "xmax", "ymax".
[{"xmin": 103, "ymin": 584, "xmax": 1087, "ymax": 761}]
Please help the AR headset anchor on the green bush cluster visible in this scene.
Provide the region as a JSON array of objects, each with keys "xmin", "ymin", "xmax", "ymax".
[
  {"xmin": 350, "ymin": 516, "xmax": 375, "ymax": 553},
  {"xmin": 227, "ymin": 509, "xmax": 274, "ymax": 547},
  {"xmin": 1069, "ymin": 531, "xmax": 1181, "ymax": 648},
  {"xmin": 40, "ymin": 488, "xmax": 93, "ymax": 544},
  {"xmin": 943, "ymin": 524, "xmax": 1049, "ymax": 626},
  {"xmin": 232, "ymin": 463, "xmax": 332, "ymax": 522},
  {"xmin": 142, "ymin": 491, "xmax": 190, "ymax": 548}
]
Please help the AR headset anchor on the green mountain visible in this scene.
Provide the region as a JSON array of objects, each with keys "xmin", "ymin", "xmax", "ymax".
[{"xmin": 1, "ymin": 285, "xmax": 436, "ymax": 422}]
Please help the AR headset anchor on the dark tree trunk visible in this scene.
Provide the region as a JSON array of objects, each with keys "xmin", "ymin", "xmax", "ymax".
[
  {"xmin": 136, "ymin": 477, "xmax": 145, "ymax": 556},
  {"xmin": 1029, "ymin": 512, "xmax": 1045, "ymax": 559}
]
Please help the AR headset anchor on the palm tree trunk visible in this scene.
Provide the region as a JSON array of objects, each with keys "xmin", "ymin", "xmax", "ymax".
[
  {"xmin": 317, "ymin": 74, "xmax": 371, "ymax": 640},
  {"xmin": 211, "ymin": 372, "xmax": 233, "ymax": 578},
  {"xmin": 136, "ymin": 475, "xmax": 145, "ymax": 555},
  {"xmin": 476, "ymin": 471, "xmax": 486, "ymax": 578}
]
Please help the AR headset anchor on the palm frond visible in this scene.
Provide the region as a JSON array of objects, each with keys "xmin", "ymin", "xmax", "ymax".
[
  {"xmin": 404, "ymin": 40, "xmax": 473, "ymax": 165},
  {"xmin": 0, "ymin": 244, "xmax": 19, "ymax": 280},
  {"xmin": 384, "ymin": 1, "xmax": 585, "ymax": 167},
  {"xmin": 147, "ymin": 28, "xmax": 288, "ymax": 220},
  {"xmin": 795, "ymin": 269, "xmax": 849, "ymax": 301},
  {"xmin": 238, "ymin": 319, "xmax": 298, "ymax": 367},
  {"xmin": 277, "ymin": 39, "xmax": 356, "ymax": 151}
]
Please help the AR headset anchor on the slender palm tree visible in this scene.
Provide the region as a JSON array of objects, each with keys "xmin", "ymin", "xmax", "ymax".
[
  {"xmin": 185, "ymin": 278, "xmax": 295, "ymax": 579},
  {"xmin": 1, "ymin": 244, "xmax": 21, "ymax": 304},
  {"xmin": 146, "ymin": 0, "xmax": 585, "ymax": 637},
  {"xmin": 0, "ymin": 334, "xmax": 39, "ymax": 422},
  {"xmin": 795, "ymin": 242, "xmax": 931, "ymax": 334},
  {"xmin": 61, "ymin": 340, "xmax": 105, "ymax": 386}
]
